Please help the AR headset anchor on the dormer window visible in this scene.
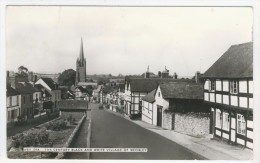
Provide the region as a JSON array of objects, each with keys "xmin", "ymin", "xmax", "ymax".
[
  {"xmin": 230, "ymin": 80, "xmax": 238, "ymax": 94},
  {"xmin": 209, "ymin": 80, "xmax": 215, "ymax": 92}
]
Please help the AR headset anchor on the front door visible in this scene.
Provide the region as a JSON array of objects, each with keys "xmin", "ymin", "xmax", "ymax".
[{"xmin": 157, "ymin": 106, "xmax": 163, "ymax": 127}]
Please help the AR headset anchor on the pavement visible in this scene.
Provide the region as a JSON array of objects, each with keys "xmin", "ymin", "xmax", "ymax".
[
  {"xmin": 90, "ymin": 103, "xmax": 204, "ymax": 160},
  {"xmin": 105, "ymin": 108, "xmax": 253, "ymax": 160}
]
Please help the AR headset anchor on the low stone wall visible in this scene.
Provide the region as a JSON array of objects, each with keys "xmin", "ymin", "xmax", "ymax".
[
  {"xmin": 174, "ymin": 113, "xmax": 210, "ymax": 137},
  {"xmin": 162, "ymin": 111, "xmax": 174, "ymax": 130},
  {"xmin": 55, "ymin": 115, "xmax": 86, "ymax": 159}
]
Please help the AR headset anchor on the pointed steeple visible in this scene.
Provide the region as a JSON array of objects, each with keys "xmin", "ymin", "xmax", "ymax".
[{"xmin": 79, "ymin": 37, "xmax": 84, "ymax": 64}]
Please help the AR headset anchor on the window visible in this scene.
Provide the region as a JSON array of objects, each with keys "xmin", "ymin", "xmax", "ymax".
[
  {"xmin": 222, "ymin": 112, "xmax": 230, "ymax": 131},
  {"xmin": 215, "ymin": 110, "xmax": 222, "ymax": 128},
  {"xmin": 237, "ymin": 114, "xmax": 246, "ymax": 135},
  {"xmin": 158, "ymin": 92, "xmax": 160, "ymax": 97},
  {"xmin": 10, "ymin": 97, "xmax": 12, "ymax": 106},
  {"xmin": 17, "ymin": 96, "xmax": 19, "ymax": 105},
  {"xmin": 23, "ymin": 96, "xmax": 26, "ymax": 104},
  {"xmin": 209, "ymin": 80, "xmax": 215, "ymax": 92},
  {"xmin": 230, "ymin": 80, "xmax": 238, "ymax": 94}
]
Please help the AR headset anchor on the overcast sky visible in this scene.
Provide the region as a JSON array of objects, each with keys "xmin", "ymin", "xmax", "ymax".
[{"xmin": 6, "ymin": 6, "xmax": 253, "ymax": 77}]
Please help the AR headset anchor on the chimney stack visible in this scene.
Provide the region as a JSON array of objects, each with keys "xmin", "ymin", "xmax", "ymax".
[
  {"xmin": 173, "ymin": 72, "xmax": 178, "ymax": 79},
  {"xmin": 161, "ymin": 66, "xmax": 169, "ymax": 78},
  {"xmin": 195, "ymin": 71, "xmax": 201, "ymax": 83},
  {"xmin": 145, "ymin": 66, "xmax": 150, "ymax": 78}
]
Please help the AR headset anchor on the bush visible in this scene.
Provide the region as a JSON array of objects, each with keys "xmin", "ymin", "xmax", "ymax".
[
  {"xmin": 15, "ymin": 116, "xmax": 26, "ymax": 126},
  {"xmin": 11, "ymin": 128, "xmax": 50, "ymax": 149},
  {"xmin": 34, "ymin": 109, "xmax": 39, "ymax": 115},
  {"xmin": 67, "ymin": 114, "xmax": 73, "ymax": 122},
  {"xmin": 46, "ymin": 119, "xmax": 67, "ymax": 131}
]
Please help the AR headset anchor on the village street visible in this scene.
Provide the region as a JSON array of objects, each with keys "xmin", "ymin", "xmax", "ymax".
[{"xmin": 89, "ymin": 103, "xmax": 204, "ymax": 160}]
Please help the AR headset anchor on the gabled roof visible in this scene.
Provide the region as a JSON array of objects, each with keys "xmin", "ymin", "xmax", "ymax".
[
  {"xmin": 142, "ymin": 89, "xmax": 156, "ymax": 103},
  {"xmin": 159, "ymin": 82, "xmax": 203, "ymax": 100},
  {"xmin": 93, "ymin": 85, "xmax": 102, "ymax": 93},
  {"xmin": 35, "ymin": 84, "xmax": 44, "ymax": 90},
  {"xmin": 78, "ymin": 82, "xmax": 97, "ymax": 86},
  {"xmin": 75, "ymin": 86, "xmax": 92, "ymax": 96},
  {"xmin": 129, "ymin": 78, "xmax": 192, "ymax": 92},
  {"xmin": 27, "ymin": 83, "xmax": 41, "ymax": 92},
  {"xmin": 102, "ymin": 85, "xmax": 114, "ymax": 94},
  {"xmin": 41, "ymin": 77, "xmax": 59, "ymax": 90},
  {"xmin": 203, "ymin": 42, "xmax": 253, "ymax": 78},
  {"xmin": 16, "ymin": 82, "xmax": 37, "ymax": 95},
  {"xmin": 35, "ymin": 84, "xmax": 52, "ymax": 97},
  {"xmin": 7, "ymin": 86, "xmax": 20, "ymax": 97},
  {"xmin": 76, "ymin": 86, "xmax": 87, "ymax": 92}
]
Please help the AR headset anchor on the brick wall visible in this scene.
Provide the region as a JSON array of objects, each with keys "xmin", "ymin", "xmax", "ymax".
[
  {"xmin": 174, "ymin": 113, "xmax": 210, "ymax": 136},
  {"xmin": 162, "ymin": 111, "xmax": 174, "ymax": 130},
  {"xmin": 60, "ymin": 111, "xmax": 85, "ymax": 121}
]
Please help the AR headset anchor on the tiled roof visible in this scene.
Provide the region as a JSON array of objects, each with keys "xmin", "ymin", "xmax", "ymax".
[
  {"xmin": 35, "ymin": 84, "xmax": 44, "ymax": 90},
  {"xmin": 41, "ymin": 77, "xmax": 59, "ymax": 90},
  {"xmin": 58, "ymin": 100, "xmax": 88, "ymax": 110},
  {"xmin": 129, "ymin": 78, "xmax": 192, "ymax": 92},
  {"xmin": 142, "ymin": 89, "xmax": 156, "ymax": 103},
  {"xmin": 16, "ymin": 82, "xmax": 37, "ymax": 95},
  {"xmin": 78, "ymin": 82, "xmax": 97, "ymax": 86},
  {"xmin": 28, "ymin": 83, "xmax": 41, "ymax": 92},
  {"xmin": 102, "ymin": 85, "xmax": 113, "ymax": 94},
  {"xmin": 35, "ymin": 83, "xmax": 52, "ymax": 97},
  {"xmin": 76, "ymin": 86, "xmax": 91, "ymax": 96},
  {"xmin": 160, "ymin": 82, "xmax": 203, "ymax": 100},
  {"xmin": 7, "ymin": 86, "xmax": 20, "ymax": 96},
  {"xmin": 203, "ymin": 42, "xmax": 253, "ymax": 78}
]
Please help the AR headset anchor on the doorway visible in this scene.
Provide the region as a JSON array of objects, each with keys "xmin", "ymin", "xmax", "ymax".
[{"xmin": 157, "ymin": 105, "xmax": 163, "ymax": 127}]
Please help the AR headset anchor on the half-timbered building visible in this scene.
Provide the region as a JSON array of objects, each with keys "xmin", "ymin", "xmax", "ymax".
[
  {"xmin": 203, "ymin": 42, "xmax": 253, "ymax": 149},
  {"xmin": 141, "ymin": 80, "xmax": 206, "ymax": 129},
  {"xmin": 124, "ymin": 78, "xmax": 179, "ymax": 118}
]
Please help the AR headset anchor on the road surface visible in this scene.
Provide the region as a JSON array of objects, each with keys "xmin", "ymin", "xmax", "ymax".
[{"xmin": 90, "ymin": 103, "xmax": 204, "ymax": 160}]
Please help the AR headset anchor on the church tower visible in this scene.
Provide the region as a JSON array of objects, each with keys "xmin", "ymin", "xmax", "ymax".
[{"xmin": 75, "ymin": 38, "xmax": 87, "ymax": 85}]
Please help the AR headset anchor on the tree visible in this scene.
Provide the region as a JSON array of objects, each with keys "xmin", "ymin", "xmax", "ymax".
[
  {"xmin": 58, "ymin": 69, "xmax": 76, "ymax": 86},
  {"xmin": 97, "ymin": 78, "xmax": 109, "ymax": 85},
  {"xmin": 17, "ymin": 65, "xmax": 28, "ymax": 77}
]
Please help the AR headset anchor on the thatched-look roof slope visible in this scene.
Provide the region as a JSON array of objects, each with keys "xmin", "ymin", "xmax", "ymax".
[
  {"xmin": 7, "ymin": 86, "xmax": 20, "ymax": 97},
  {"xmin": 142, "ymin": 89, "xmax": 156, "ymax": 103},
  {"xmin": 203, "ymin": 42, "xmax": 253, "ymax": 79},
  {"xmin": 160, "ymin": 82, "xmax": 203, "ymax": 100},
  {"xmin": 129, "ymin": 78, "xmax": 193, "ymax": 92}
]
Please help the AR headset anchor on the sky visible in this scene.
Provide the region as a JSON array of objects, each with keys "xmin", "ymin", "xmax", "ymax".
[{"xmin": 6, "ymin": 6, "xmax": 253, "ymax": 77}]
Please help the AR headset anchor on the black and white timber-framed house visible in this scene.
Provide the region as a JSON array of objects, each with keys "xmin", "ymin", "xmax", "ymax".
[
  {"xmin": 124, "ymin": 77, "xmax": 183, "ymax": 118},
  {"xmin": 202, "ymin": 42, "xmax": 253, "ymax": 149}
]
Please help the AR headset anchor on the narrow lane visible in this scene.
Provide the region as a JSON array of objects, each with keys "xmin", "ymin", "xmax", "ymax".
[{"xmin": 90, "ymin": 104, "xmax": 204, "ymax": 160}]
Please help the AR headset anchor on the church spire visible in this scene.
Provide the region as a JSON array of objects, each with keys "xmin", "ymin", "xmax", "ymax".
[{"xmin": 79, "ymin": 37, "xmax": 84, "ymax": 64}]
